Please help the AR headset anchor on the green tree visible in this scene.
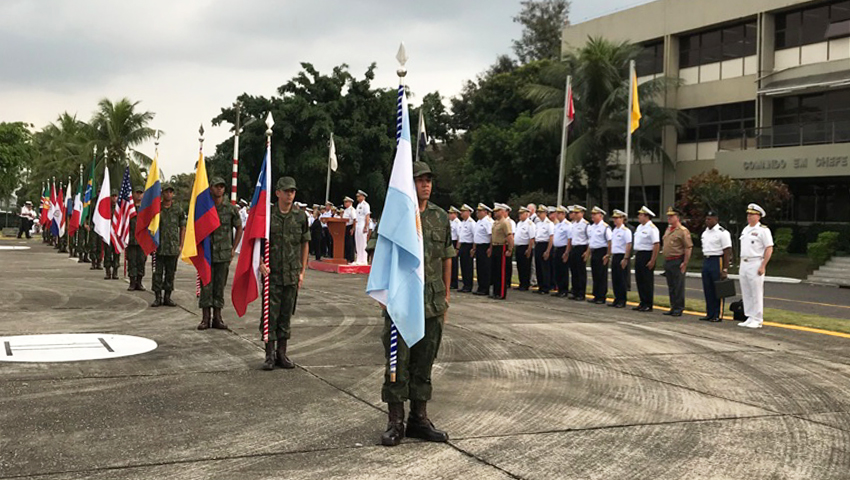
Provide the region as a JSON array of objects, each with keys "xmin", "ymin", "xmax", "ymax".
[
  {"xmin": 512, "ymin": 0, "xmax": 571, "ymax": 63},
  {"xmin": 677, "ymin": 169, "xmax": 791, "ymax": 257},
  {"xmin": 210, "ymin": 63, "xmax": 398, "ymax": 215},
  {"xmin": 0, "ymin": 122, "xmax": 35, "ymax": 203},
  {"xmin": 90, "ymin": 98, "xmax": 157, "ymax": 186},
  {"xmin": 525, "ymin": 37, "xmax": 681, "ymax": 211}
]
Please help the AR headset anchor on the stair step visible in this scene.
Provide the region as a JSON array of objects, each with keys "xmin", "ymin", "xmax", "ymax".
[
  {"xmin": 806, "ymin": 277, "xmax": 850, "ymax": 287},
  {"xmin": 827, "ymin": 256, "xmax": 850, "ymax": 265},
  {"xmin": 815, "ymin": 266, "xmax": 850, "ymax": 275}
]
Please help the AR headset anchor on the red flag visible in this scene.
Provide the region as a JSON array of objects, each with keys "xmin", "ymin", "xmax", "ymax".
[
  {"xmin": 231, "ymin": 148, "xmax": 270, "ymax": 317},
  {"xmin": 566, "ymin": 84, "xmax": 575, "ymax": 126}
]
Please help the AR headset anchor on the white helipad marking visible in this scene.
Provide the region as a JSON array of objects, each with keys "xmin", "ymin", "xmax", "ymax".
[
  {"xmin": 0, "ymin": 246, "xmax": 31, "ymax": 250},
  {"xmin": 0, "ymin": 334, "xmax": 157, "ymax": 362}
]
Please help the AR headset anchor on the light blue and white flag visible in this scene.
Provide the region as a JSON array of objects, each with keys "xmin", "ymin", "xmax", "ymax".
[{"xmin": 366, "ymin": 85, "xmax": 425, "ymax": 347}]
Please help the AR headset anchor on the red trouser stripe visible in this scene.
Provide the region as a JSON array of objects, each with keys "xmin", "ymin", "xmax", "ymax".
[{"xmin": 501, "ymin": 248, "xmax": 506, "ymax": 298}]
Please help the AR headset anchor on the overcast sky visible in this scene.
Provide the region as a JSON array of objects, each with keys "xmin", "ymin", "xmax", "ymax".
[{"xmin": 0, "ymin": 0, "xmax": 653, "ymax": 178}]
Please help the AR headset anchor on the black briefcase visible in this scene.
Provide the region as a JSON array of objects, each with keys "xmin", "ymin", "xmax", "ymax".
[{"xmin": 714, "ymin": 279, "xmax": 736, "ymax": 299}]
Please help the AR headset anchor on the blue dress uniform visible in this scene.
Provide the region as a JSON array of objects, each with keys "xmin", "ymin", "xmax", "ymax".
[
  {"xmin": 551, "ymin": 206, "xmax": 571, "ymax": 297},
  {"xmin": 472, "ymin": 204, "xmax": 493, "ymax": 296},
  {"xmin": 587, "ymin": 207, "xmax": 613, "ymax": 304},
  {"xmin": 457, "ymin": 205, "xmax": 476, "ymax": 292},
  {"xmin": 700, "ymin": 216, "xmax": 732, "ymax": 321},
  {"xmin": 533, "ymin": 209, "xmax": 554, "ymax": 294},
  {"xmin": 567, "ymin": 206, "xmax": 590, "ymax": 300},
  {"xmin": 609, "ymin": 209, "xmax": 632, "ymax": 308}
]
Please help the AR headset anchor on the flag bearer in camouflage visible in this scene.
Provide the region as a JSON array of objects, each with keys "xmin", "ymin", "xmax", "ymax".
[
  {"xmin": 89, "ymin": 216, "xmax": 103, "ymax": 270},
  {"xmin": 257, "ymin": 177, "xmax": 310, "ymax": 370},
  {"xmin": 151, "ymin": 183, "xmax": 186, "ymax": 307},
  {"xmin": 381, "ymin": 161, "xmax": 454, "ymax": 447},
  {"xmin": 102, "ymin": 189, "xmax": 121, "ymax": 280},
  {"xmin": 77, "ymin": 220, "xmax": 90, "ymax": 264},
  {"xmin": 126, "ymin": 186, "xmax": 148, "ymax": 291},
  {"xmin": 197, "ymin": 177, "xmax": 242, "ymax": 330}
]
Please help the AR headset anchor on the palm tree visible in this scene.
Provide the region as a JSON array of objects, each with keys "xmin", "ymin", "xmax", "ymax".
[
  {"xmin": 90, "ymin": 98, "xmax": 157, "ymax": 186},
  {"xmin": 31, "ymin": 112, "xmax": 94, "ymax": 193},
  {"xmin": 524, "ymin": 37, "xmax": 681, "ymax": 211}
]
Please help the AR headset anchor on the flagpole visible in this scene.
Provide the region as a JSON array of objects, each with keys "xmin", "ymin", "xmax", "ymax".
[
  {"xmin": 625, "ymin": 60, "xmax": 635, "ymax": 220},
  {"xmin": 415, "ymin": 111, "xmax": 421, "ymax": 163},
  {"xmin": 325, "ymin": 133, "xmax": 333, "ymax": 204},
  {"xmin": 557, "ymin": 74, "xmax": 572, "ymax": 207},
  {"xmin": 151, "ymin": 132, "xmax": 159, "ymax": 277},
  {"xmin": 231, "ymin": 102, "xmax": 241, "ymax": 205},
  {"xmin": 388, "ymin": 42, "xmax": 410, "ymax": 384},
  {"xmin": 196, "ymin": 125, "xmax": 204, "ymax": 298},
  {"xmin": 262, "ymin": 113, "xmax": 274, "ymax": 343}
]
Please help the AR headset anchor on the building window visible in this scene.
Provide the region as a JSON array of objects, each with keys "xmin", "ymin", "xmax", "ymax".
[
  {"xmin": 786, "ymin": 178, "xmax": 850, "ymax": 222},
  {"xmin": 679, "ymin": 21, "xmax": 757, "ymax": 68},
  {"xmin": 772, "ymin": 89, "xmax": 850, "ymax": 145},
  {"xmin": 776, "ymin": 0, "xmax": 850, "ymax": 49},
  {"xmin": 636, "ymin": 40, "xmax": 664, "ymax": 77},
  {"xmin": 608, "ymin": 186, "xmax": 661, "ymax": 217},
  {"xmin": 681, "ymin": 102, "xmax": 756, "ymax": 143}
]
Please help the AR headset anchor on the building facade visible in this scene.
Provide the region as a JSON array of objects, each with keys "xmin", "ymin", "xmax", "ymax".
[{"xmin": 562, "ymin": 0, "xmax": 850, "ymax": 222}]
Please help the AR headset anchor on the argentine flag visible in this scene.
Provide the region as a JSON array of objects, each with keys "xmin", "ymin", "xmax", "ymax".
[{"xmin": 366, "ymin": 85, "xmax": 425, "ymax": 347}]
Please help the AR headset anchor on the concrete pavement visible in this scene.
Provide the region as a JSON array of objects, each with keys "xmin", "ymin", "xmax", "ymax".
[{"xmin": 1, "ymin": 240, "xmax": 849, "ymax": 479}]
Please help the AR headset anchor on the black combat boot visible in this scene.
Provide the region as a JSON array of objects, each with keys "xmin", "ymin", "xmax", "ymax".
[
  {"xmin": 381, "ymin": 403, "xmax": 405, "ymax": 447},
  {"xmin": 127, "ymin": 277, "xmax": 136, "ymax": 291},
  {"xmin": 211, "ymin": 308, "xmax": 227, "ymax": 330},
  {"xmin": 198, "ymin": 308, "xmax": 211, "ymax": 330},
  {"xmin": 135, "ymin": 278, "xmax": 146, "ymax": 292},
  {"xmin": 151, "ymin": 291, "xmax": 162, "ymax": 307},
  {"xmin": 275, "ymin": 339, "xmax": 295, "ymax": 369},
  {"xmin": 163, "ymin": 291, "xmax": 176, "ymax": 307},
  {"xmin": 104, "ymin": 269, "xmax": 112, "ymax": 280},
  {"xmin": 406, "ymin": 401, "xmax": 448, "ymax": 442},
  {"xmin": 262, "ymin": 341, "xmax": 275, "ymax": 370},
  {"xmin": 111, "ymin": 267, "xmax": 119, "ymax": 280},
  {"xmin": 90, "ymin": 258, "xmax": 98, "ymax": 270}
]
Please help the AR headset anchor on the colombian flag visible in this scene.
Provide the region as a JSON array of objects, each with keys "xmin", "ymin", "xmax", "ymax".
[
  {"xmin": 136, "ymin": 153, "xmax": 161, "ymax": 255},
  {"xmin": 180, "ymin": 152, "xmax": 220, "ymax": 286}
]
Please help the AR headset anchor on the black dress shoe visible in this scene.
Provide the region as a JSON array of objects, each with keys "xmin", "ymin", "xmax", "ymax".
[
  {"xmin": 698, "ymin": 316, "xmax": 713, "ymax": 321},
  {"xmin": 663, "ymin": 310, "xmax": 675, "ymax": 316},
  {"xmin": 538, "ymin": 290, "xmax": 549, "ymax": 295},
  {"xmin": 607, "ymin": 303, "xmax": 618, "ymax": 307},
  {"xmin": 614, "ymin": 303, "xmax": 626, "ymax": 308},
  {"xmin": 472, "ymin": 291, "xmax": 487, "ymax": 296},
  {"xmin": 632, "ymin": 305, "xmax": 644, "ymax": 311},
  {"xmin": 594, "ymin": 299, "xmax": 606, "ymax": 305},
  {"xmin": 670, "ymin": 311, "xmax": 683, "ymax": 317},
  {"xmin": 709, "ymin": 317, "xmax": 722, "ymax": 322},
  {"xmin": 586, "ymin": 298, "xmax": 596, "ymax": 303}
]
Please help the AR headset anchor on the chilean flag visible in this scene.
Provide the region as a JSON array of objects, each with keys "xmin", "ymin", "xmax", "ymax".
[
  {"xmin": 231, "ymin": 145, "xmax": 270, "ymax": 317},
  {"xmin": 180, "ymin": 151, "xmax": 220, "ymax": 286},
  {"xmin": 49, "ymin": 183, "xmax": 60, "ymax": 236},
  {"xmin": 69, "ymin": 187, "xmax": 83, "ymax": 237}
]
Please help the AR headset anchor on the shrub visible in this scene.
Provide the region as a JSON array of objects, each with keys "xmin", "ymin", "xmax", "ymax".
[
  {"xmin": 807, "ymin": 231, "xmax": 841, "ymax": 267},
  {"xmin": 773, "ymin": 228, "xmax": 793, "ymax": 258}
]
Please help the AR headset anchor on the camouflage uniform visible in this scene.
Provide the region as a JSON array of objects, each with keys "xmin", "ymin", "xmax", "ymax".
[
  {"xmin": 126, "ymin": 208, "xmax": 148, "ymax": 289},
  {"xmin": 198, "ymin": 201, "xmax": 240, "ymax": 308},
  {"xmin": 102, "ymin": 190, "xmax": 120, "ymax": 279},
  {"xmin": 152, "ymin": 200, "xmax": 186, "ymax": 297},
  {"xmin": 89, "ymin": 219, "xmax": 104, "ymax": 269},
  {"xmin": 265, "ymin": 201, "xmax": 310, "ymax": 342}
]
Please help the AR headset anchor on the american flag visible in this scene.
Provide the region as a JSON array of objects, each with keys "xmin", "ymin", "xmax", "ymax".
[{"xmin": 111, "ymin": 167, "xmax": 136, "ymax": 253}]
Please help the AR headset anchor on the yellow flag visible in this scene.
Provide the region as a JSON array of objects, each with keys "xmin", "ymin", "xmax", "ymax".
[{"xmin": 630, "ymin": 71, "xmax": 641, "ymax": 133}]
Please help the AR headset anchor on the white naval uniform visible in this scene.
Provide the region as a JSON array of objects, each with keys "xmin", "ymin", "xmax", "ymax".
[
  {"xmin": 587, "ymin": 221, "xmax": 612, "ymax": 250},
  {"xmin": 354, "ymin": 200, "xmax": 371, "ymax": 264},
  {"xmin": 450, "ymin": 217, "xmax": 461, "ymax": 244},
  {"xmin": 459, "ymin": 218, "xmax": 476, "ymax": 244},
  {"xmin": 739, "ymin": 222, "xmax": 774, "ymax": 325},
  {"xmin": 534, "ymin": 218, "xmax": 554, "ymax": 244},
  {"xmin": 473, "ymin": 216, "xmax": 493, "ymax": 244},
  {"xmin": 343, "ymin": 206, "xmax": 356, "ymax": 226},
  {"xmin": 514, "ymin": 218, "xmax": 535, "ymax": 246},
  {"xmin": 611, "ymin": 225, "xmax": 633, "ymax": 254},
  {"xmin": 634, "ymin": 221, "xmax": 660, "ymax": 251}
]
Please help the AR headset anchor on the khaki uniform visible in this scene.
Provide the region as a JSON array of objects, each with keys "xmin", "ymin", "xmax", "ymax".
[
  {"xmin": 382, "ymin": 202, "xmax": 455, "ymax": 403},
  {"xmin": 199, "ymin": 201, "xmax": 240, "ymax": 309},
  {"xmin": 264, "ymin": 206, "xmax": 310, "ymax": 342},
  {"xmin": 662, "ymin": 225, "xmax": 693, "ymax": 312},
  {"xmin": 490, "ymin": 218, "xmax": 512, "ymax": 299}
]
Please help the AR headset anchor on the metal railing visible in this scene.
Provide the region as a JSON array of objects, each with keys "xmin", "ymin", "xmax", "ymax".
[{"xmin": 717, "ymin": 120, "xmax": 850, "ymax": 151}]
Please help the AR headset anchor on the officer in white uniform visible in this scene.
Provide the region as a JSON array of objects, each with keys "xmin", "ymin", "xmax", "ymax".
[
  {"xmin": 527, "ymin": 203, "xmax": 540, "ymax": 286},
  {"xmin": 513, "ymin": 206, "xmax": 536, "ymax": 291},
  {"xmin": 320, "ymin": 201, "xmax": 334, "ymax": 257},
  {"xmin": 587, "ymin": 206, "xmax": 613, "ymax": 304},
  {"xmin": 534, "ymin": 205, "xmax": 554, "ymax": 294},
  {"xmin": 566, "ymin": 205, "xmax": 590, "ymax": 301},
  {"xmin": 472, "ymin": 204, "xmax": 494, "ymax": 296},
  {"xmin": 449, "ymin": 206, "xmax": 462, "ymax": 289},
  {"xmin": 633, "ymin": 206, "xmax": 660, "ymax": 312},
  {"xmin": 551, "ymin": 206, "xmax": 571, "ymax": 297},
  {"xmin": 354, "ymin": 190, "xmax": 371, "ymax": 265},
  {"xmin": 700, "ymin": 211, "xmax": 733, "ymax": 322},
  {"xmin": 738, "ymin": 203, "xmax": 774, "ymax": 329},
  {"xmin": 457, "ymin": 204, "xmax": 477, "ymax": 292},
  {"xmin": 342, "ymin": 196, "xmax": 356, "ymax": 263},
  {"xmin": 609, "ymin": 209, "xmax": 632, "ymax": 308}
]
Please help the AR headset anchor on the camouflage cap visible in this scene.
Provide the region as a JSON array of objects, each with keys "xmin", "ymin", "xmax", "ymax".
[
  {"xmin": 134, "ymin": 185, "xmax": 145, "ymax": 193},
  {"xmin": 210, "ymin": 176, "xmax": 226, "ymax": 186},
  {"xmin": 276, "ymin": 176, "xmax": 297, "ymax": 191},
  {"xmin": 111, "ymin": 188, "xmax": 119, "ymax": 196},
  {"xmin": 412, "ymin": 161, "xmax": 432, "ymax": 178},
  {"xmin": 162, "ymin": 183, "xmax": 175, "ymax": 192}
]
